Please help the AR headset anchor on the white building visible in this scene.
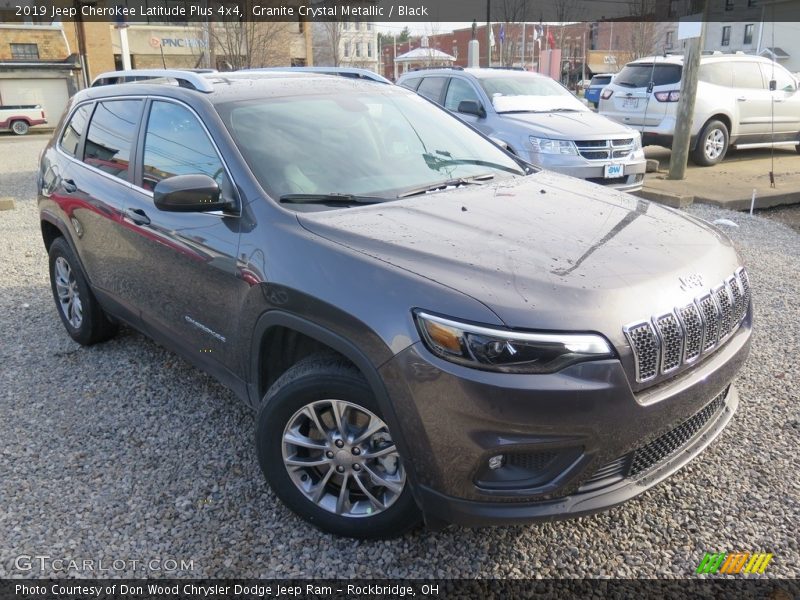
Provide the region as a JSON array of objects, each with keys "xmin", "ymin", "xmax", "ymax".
[{"xmin": 311, "ymin": 22, "xmax": 379, "ymax": 73}]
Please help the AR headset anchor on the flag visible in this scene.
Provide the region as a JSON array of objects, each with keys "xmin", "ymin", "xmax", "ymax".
[
  {"xmin": 547, "ymin": 29, "xmax": 556, "ymax": 50},
  {"xmin": 499, "ymin": 24, "xmax": 505, "ymax": 44},
  {"xmin": 489, "ymin": 25, "xmax": 495, "ymax": 48}
]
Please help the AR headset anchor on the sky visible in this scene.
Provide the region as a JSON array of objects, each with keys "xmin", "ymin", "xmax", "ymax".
[{"xmin": 376, "ymin": 22, "xmax": 476, "ymax": 36}]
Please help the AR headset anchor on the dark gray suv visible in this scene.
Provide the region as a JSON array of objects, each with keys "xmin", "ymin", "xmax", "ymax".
[{"xmin": 38, "ymin": 70, "xmax": 752, "ymax": 538}]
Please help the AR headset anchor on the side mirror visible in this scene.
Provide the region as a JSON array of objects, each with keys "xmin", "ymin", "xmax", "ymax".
[
  {"xmin": 153, "ymin": 174, "xmax": 228, "ymax": 213},
  {"xmin": 457, "ymin": 100, "xmax": 486, "ymax": 118}
]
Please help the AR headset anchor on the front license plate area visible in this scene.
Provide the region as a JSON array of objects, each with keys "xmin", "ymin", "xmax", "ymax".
[{"xmin": 604, "ymin": 163, "xmax": 623, "ymax": 178}]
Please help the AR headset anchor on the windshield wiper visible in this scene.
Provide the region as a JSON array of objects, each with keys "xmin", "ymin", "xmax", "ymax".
[
  {"xmin": 398, "ymin": 174, "xmax": 494, "ymax": 199},
  {"xmin": 422, "ymin": 153, "xmax": 524, "ymax": 175},
  {"xmin": 279, "ymin": 193, "xmax": 387, "ymax": 205}
]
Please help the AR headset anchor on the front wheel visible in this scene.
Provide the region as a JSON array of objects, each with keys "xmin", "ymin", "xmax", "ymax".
[
  {"xmin": 692, "ymin": 119, "xmax": 729, "ymax": 166},
  {"xmin": 256, "ymin": 354, "xmax": 421, "ymax": 538},
  {"xmin": 11, "ymin": 120, "xmax": 29, "ymax": 135}
]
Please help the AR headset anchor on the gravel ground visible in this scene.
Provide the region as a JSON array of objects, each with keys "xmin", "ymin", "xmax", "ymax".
[{"xmin": 1, "ymin": 135, "xmax": 798, "ymax": 579}]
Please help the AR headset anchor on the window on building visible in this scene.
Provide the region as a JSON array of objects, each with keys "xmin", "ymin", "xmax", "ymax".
[
  {"xmin": 367, "ymin": 23, "xmax": 374, "ymax": 31},
  {"xmin": 10, "ymin": 44, "xmax": 39, "ymax": 60},
  {"xmin": 291, "ymin": 58, "xmax": 307, "ymax": 67},
  {"xmin": 725, "ymin": 0, "xmax": 735, "ymax": 10},
  {"xmin": 60, "ymin": 104, "xmax": 93, "ymax": 158},
  {"xmin": 665, "ymin": 31, "xmax": 674, "ymax": 49},
  {"xmin": 356, "ymin": 43, "xmax": 362, "ymax": 58},
  {"xmin": 721, "ymin": 26, "xmax": 731, "ymax": 46},
  {"xmin": 743, "ymin": 24, "xmax": 754, "ymax": 45},
  {"xmin": 344, "ymin": 42, "xmax": 351, "ymax": 57},
  {"xmin": 141, "ymin": 101, "xmax": 232, "ymax": 199},
  {"xmin": 83, "ymin": 100, "xmax": 143, "ymax": 180},
  {"xmin": 367, "ymin": 42, "xmax": 373, "ymax": 58}
]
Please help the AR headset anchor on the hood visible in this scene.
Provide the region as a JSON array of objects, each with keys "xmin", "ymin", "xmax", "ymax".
[
  {"xmin": 296, "ymin": 172, "xmax": 740, "ymax": 344},
  {"xmin": 499, "ymin": 109, "xmax": 635, "ymax": 139}
]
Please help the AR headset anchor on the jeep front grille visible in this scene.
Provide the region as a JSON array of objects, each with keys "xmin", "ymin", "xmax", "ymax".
[{"xmin": 624, "ymin": 268, "xmax": 750, "ymax": 383}]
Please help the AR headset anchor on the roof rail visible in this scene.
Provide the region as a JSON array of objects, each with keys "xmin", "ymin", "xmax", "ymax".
[{"xmin": 90, "ymin": 69, "xmax": 215, "ymax": 93}]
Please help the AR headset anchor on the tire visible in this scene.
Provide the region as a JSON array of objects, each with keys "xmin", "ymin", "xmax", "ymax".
[
  {"xmin": 256, "ymin": 354, "xmax": 421, "ymax": 539},
  {"xmin": 10, "ymin": 120, "xmax": 29, "ymax": 136},
  {"xmin": 692, "ymin": 119, "xmax": 729, "ymax": 166},
  {"xmin": 795, "ymin": 143, "xmax": 800, "ymax": 155},
  {"xmin": 48, "ymin": 237, "xmax": 118, "ymax": 345}
]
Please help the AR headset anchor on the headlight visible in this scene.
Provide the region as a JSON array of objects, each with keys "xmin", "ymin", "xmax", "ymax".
[
  {"xmin": 528, "ymin": 136, "xmax": 577, "ymax": 155},
  {"xmin": 414, "ymin": 311, "xmax": 614, "ymax": 374},
  {"xmin": 632, "ymin": 132, "xmax": 642, "ymax": 151}
]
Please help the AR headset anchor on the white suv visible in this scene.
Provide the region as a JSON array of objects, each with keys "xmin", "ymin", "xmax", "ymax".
[{"xmin": 599, "ymin": 53, "xmax": 800, "ymax": 165}]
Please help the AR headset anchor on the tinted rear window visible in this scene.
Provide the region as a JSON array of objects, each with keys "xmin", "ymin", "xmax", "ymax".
[
  {"xmin": 399, "ymin": 77, "xmax": 421, "ymax": 91},
  {"xmin": 60, "ymin": 104, "xmax": 92, "ymax": 158},
  {"xmin": 614, "ymin": 64, "xmax": 682, "ymax": 88},
  {"xmin": 590, "ymin": 76, "xmax": 612, "ymax": 86},
  {"xmin": 83, "ymin": 100, "xmax": 142, "ymax": 180},
  {"xmin": 416, "ymin": 77, "xmax": 447, "ymax": 103}
]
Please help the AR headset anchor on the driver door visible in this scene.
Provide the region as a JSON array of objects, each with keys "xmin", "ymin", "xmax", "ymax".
[{"xmin": 443, "ymin": 77, "xmax": 492, "ymax": 136}]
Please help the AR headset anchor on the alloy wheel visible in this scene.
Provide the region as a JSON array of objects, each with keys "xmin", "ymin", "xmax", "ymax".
[
  {"xmin": 704, "ymin": 129, "xmax": 725, "ymax": 161},
  {"xmin": 54, "ymin": 256, "xmax": 83, "ymax": 329},
  {"xmin": 281, "ymin": 399, "xmax": 406, "ymax": 518}
]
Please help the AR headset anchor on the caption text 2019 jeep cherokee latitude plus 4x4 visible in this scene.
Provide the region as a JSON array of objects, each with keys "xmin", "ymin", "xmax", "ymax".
[{"xmin": 38, "ymin": 70, "xmax": 752, "ymax": 538}]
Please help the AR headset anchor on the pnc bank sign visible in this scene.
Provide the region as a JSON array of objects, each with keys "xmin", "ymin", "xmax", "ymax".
[{"xmin": 149, "ymin": 36, "xmax": 208, "ymax": 50}]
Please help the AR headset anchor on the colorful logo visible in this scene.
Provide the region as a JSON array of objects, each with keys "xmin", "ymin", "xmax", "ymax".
[{"xmin": 696, "ymin": 552, "xmax": 773, "ymax": 574}]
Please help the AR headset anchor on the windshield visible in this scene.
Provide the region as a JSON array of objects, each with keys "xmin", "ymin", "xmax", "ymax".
[
  {"xmin": 614, "ymin": 64, "xmax": 682, "ymax": 88},
  {"xmin": 216, "ymin": 90, "xmax": 525, "ymax": 203},
  {"xmin": 478, "ymin": 75, "xmax": 588, "ymax": 113}
]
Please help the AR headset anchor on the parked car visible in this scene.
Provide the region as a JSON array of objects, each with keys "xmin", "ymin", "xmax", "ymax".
[
  {"xmin": 398, "ymin": 68, "xmax": 646, "ymax": 192},
  {"xmin": 39, "ymin": 69, "xmax": 751, "ymax": 538},
  {"xmin": 0, "ymin": 104, "xmax": 46, "ymax": 135},
  {"xmin": 599, "ymin": 53, "xmax": 800, "ymax": 165},
  {"xmin": 584, "ymin": 73, "xmax": 614, "ymax": 108}
]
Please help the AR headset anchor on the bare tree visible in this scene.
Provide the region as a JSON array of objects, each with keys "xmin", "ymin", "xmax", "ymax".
[
  {"xmin": 497, "ymin": 0, "xmax": 531, "ymax": 67},
  {"xmin": 208, "ymin": 20, "xmax": 294, "ymax": 70},
  {"xmin": 616, "ymin": 0, "xmax": 658, "ymax": 64}
]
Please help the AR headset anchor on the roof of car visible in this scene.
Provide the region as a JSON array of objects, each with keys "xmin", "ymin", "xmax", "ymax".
[
  {"xmin": 627, "ymin": 53, "xmax": 777, "ymax": 67},
  {"xmin": 79, "ymin": 71, "xmax": 405, "ymax": 105},
  {"xmin": 401, "ymin": 67, "xmax": 548, "ymax": 80}
]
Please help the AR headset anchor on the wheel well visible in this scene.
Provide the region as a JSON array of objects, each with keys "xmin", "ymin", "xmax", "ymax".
[
  {"xmin": 257, "ymin": 326, "xmax": 354, "ymax": 399},
  {"xmin": 41, "ymin": 220, "xmax": 62, "ymax": 251},
  {"xmin": 708, "ymin": 114, "xmax": 732, "ymax": 135}
]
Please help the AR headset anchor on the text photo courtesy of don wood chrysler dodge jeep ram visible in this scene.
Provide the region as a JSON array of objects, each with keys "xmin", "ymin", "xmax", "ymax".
[{"xmin": 38, "ymin": 69, "xmax": 751, "ymax": 538}]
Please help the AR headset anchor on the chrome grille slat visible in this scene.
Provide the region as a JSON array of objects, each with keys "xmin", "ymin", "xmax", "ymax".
[
  {"xmin": 625, "ymin": 269, "xmax": 749, "ymax": 383},
  {"xmin": 654, "ymin": 313, "xmax": 683, "ymax": 373},
  {"xmin": 624, "ymin": 322, "xmax": 660, "ymax": 382},
  {"xmin": 676, "ymin": 303, "xmax": 703, "ymax": 363}
]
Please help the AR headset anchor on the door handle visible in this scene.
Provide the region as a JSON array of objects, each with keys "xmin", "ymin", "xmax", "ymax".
[
  {"xmin": 62, "ymin": 178, "xmax": 77, "ymax": 193},
  {"xmin": 736, "ymin": 96, "xmax": 747, "ymax": 102},
  {"xmin": 125, "ymin": 208, "xmax": 151, "ymax": 225}
]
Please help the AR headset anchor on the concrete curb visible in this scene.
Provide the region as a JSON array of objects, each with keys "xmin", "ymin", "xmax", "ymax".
[
  {"xmin": 0, "ymin": 197, "xmax": 15, "ymax": 211},
  {"xmin": 634, "ymin": 189, "xmax": 694, "ymax": 208}
]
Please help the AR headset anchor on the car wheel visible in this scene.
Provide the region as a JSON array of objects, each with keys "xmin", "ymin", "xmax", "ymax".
[
  {"xmin": 256, "ymin": 354, "xmax": 421, "ymax": 539},
  {"xmin": 48, "ymin": 237, "xmax": 118, "ymax": 345},
  {"xmin": 692, "ymin": 120, "xmax": 729, "ymax": 166},
  {"xmin": 11, "ymin": 120, "xmax": 29, "ymax": 136},
  {"xmin": 795, "ymin": 143, "xmax": 800, "ymax": 154}
]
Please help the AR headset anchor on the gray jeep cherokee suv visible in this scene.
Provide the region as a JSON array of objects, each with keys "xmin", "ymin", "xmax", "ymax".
[{"xmin": 38, "ymin": 70, "xmax": 752, "ymax": 538}]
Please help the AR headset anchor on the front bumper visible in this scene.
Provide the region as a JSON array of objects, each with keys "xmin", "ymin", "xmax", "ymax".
[
  {"xmin": 379, "ymin": 318, "xmax": 751, "ymax": 527},
  {"xmin": 531, "ymin": 153, "xmax": 647, "ymax": 192}
]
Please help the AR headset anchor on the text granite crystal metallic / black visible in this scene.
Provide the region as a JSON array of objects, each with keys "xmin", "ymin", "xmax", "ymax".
[{"xmin": 36, "ymin": 69, "xmax": 752, "ymax": 538}]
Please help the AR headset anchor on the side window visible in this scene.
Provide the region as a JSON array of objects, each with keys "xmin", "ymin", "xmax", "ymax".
[
  {"xmin": 444, "ymin": 78, "xmax": 480, "ymax": 111},
  {"xmin": 59, "ymin": 104, "xmax": 92, "ymax": 158},
  {"xmin": 699, "ymin": 63, "xmax": 733, "ymax": 87},
  {"xmin": 416, "ymin": 77, "xmax": 447, "ymax": 104},
  {"xmin": 83, "ymin": 100, "xmax": 142, "ymax": 179},
  {"xmin": 142, "ymin": 101, "xmax": 233, "ymax": 200},
  {"xmin": 731, "ymin": 62, "xmax": 765, "ymax": 89},
  {"xmin": 759, "ymin": 63, "xmax": 797, "ymax": 93},
  {"xmin": 399, "ymin": 77, "xmax": 421, "ymax": 91}
]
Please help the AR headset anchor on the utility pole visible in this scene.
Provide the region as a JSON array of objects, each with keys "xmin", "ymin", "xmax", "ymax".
[
  {"xmin": 668, "ymin": 19, "xmax": 707, "ymax": 179},
  {"xmin": 486, "ymin": 0, "xmax": 491, "ymax": 67}
]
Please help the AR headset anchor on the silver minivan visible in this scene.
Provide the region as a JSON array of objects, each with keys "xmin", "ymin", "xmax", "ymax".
[
  {"xmin": 599, "ymin": 53, "xmax": 800, "ymax": 165},
  {"xmin": 399, "ymin": 68, "xmax": 647, "ymax": 192}
]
